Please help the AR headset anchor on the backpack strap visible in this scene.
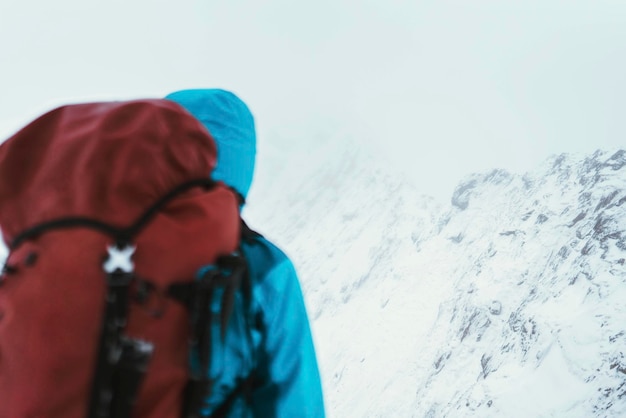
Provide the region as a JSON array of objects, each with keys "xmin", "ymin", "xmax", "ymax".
[
  {"xmin": 167, "ymin": 218, "xmax": 262, "ymax": 417},
  {"xmin": 167, "ymin": 252, "xmax": 249, "ymax": 418},
  {"xmin": 240, "ymin": 218, "xmax": 263, "ymax": 241},
  {"xmin": 88, "ymin": 244, "xmax": 156, "ymax": 418},
  {"xmin": 210, "ymin": 219, "xmax": 263, "ymax": 417}
]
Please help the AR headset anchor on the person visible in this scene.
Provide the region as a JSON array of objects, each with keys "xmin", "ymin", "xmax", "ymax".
[{"xmin": 165, "ymin": 89, "xmax": 325, "ymax": 418}]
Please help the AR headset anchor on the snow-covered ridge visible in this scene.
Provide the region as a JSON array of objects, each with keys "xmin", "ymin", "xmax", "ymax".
[
  {"xmin": 248, "ymin": 142, "xmax": 626, "ymax": 417},
  {"xmin": 416, "ymin": 149, "xmax": 626, "ymax": 417},
  {"xmin": 246, "ymin": 128, "xmax": 444, "ymax": 320}
]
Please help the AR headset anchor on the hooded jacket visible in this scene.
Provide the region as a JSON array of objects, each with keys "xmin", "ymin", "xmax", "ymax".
[{"xmin": 165, "ymin": 89, "xmax": 325, "ymax": 418}]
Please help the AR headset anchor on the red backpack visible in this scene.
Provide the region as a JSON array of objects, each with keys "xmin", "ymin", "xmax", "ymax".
[{"xmin": 0, "ymin": 100, "xmax": 244, "ymax": 418}]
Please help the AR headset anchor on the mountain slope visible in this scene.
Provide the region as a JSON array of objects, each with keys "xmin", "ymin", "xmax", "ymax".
[
  {"xmin": 247, "ymin": 140, "xmax": 626, "ymax": 417},
  {"xmin": 412, "ymin": 149, "xmax": 626, "ymax": 417},
  {"xmin": 245, "ymin": 128, "xmax": 447, "ymax": 416}
]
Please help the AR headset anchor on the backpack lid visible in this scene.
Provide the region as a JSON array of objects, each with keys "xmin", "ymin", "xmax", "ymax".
[{"xmin": 0, "ymin": 99, "xmax": 217, "ymax": 244}]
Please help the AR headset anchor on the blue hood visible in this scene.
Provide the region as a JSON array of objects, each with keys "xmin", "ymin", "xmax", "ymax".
[{"xmin": 165, "ymin": 89, "xmax": 256, "ymax": 199}]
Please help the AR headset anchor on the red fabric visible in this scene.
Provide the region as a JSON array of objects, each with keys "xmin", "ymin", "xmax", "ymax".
[{"xmin": 0, "ymin": 100, "xmax": 239, "ymax": 417}]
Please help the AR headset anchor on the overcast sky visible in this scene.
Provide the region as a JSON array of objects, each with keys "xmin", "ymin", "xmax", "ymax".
[{"xmin": 1, "ymin": 0, "xmax": 625, "ymax": 202}]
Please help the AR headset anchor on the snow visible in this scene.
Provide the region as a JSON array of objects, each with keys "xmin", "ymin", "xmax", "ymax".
[
  {"xmin": 490, "ymin": 342, "xmax": 590, "ymax": 417},
  {"xmin": 246, "ymin": 136, "xmax": 626, "ymax": 417}
]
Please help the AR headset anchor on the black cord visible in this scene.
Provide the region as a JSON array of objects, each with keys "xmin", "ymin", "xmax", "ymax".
[{"xmin": 10, "ymin": 178, "xmax": 217, "ymax": 249}]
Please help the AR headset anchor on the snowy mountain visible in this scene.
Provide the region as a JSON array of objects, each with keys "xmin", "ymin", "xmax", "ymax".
[
  {"xmin": 246, "ymin": 139, "xmax": 626, "ymax": 417},
  {"xmin": 412, "ymin": 150, "xmax": 626, "ymax": 417}
]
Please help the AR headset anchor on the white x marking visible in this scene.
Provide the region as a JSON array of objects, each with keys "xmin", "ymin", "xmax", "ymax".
[{"xmin": 103, "ymin": 245, "xmax": 136, "ymax": 273}]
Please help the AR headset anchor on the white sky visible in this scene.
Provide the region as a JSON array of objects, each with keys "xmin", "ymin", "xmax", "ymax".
[{"xmin": 1, "ymin": 0, "xmax": 625, "ymax": 202}]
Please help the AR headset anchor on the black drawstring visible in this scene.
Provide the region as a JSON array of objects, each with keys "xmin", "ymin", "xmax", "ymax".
[{"xmin": 10, "ymin": 178, "xmax": 217, "ymax": 250}]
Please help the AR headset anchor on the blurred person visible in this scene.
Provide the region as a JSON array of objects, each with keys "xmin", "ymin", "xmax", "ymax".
[{"xmin": 166, "ymin": 89, "xmax": 325, "ymax": 418}]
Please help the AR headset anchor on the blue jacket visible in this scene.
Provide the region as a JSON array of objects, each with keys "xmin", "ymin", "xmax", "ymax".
[
  {"xmin": 200, "ymin": 234, "xmax": 325, "ymax": 417},
  {"xmin": 165, "ymin": 89, "xmax": 324, "ymax": 417}
]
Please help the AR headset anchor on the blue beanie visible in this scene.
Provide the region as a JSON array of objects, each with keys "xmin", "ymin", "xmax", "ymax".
[{"xmin": 165, "ymin": 89, "xmax": 256, "ymax": 199}]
